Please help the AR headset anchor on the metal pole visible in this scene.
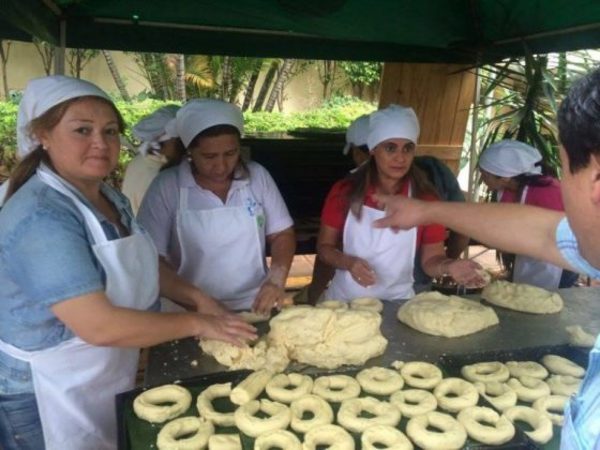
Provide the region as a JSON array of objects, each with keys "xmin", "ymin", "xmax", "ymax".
[
  {"xmin": 464, "ymin": 66, "xmax": 481, "ymax": 259},
  {"xmin": 54, "ymin": 19, "xmax": 66, "ymax": 75}
]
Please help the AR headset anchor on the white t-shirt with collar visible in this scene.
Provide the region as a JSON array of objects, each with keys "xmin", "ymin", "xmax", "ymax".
[{"xmin": 137, "ymin": 159, "xmax": 293, "ymax": 269}]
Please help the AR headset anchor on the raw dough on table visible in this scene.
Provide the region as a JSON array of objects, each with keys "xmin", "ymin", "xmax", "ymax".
[
  {"xmin": 397, "ymin": 291, "xmax": 499, "ymax": 338},
  {"xmin": 481, "ymin": 280, "xmax": 563, "ymax": 314},
  {"xmin": 565, "ymin": 325, "xmax": 597, "ymax": 348},
  {"xmin": 201, "ymin": 305, "xmax": 387, "ymax": 371}
]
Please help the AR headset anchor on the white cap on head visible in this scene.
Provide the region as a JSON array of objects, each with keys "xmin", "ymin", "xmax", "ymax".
[
  {"xmin": 175, "ymin": 99, "xmax": 244, "ymax": 148},
  {"xmin": 17, "ymin": 75, "xmax": 112, "ymax": 159},
  {"xmin": 132, "ymin": 104, "xmax": 180, "ymax": 155},
  {"xmin": 343, "ymin": 114, "xmax": 370, "ymax": 155},
  {"xmin": 367, "ymin": 104, "xmax": 420, "ymax": 152},
  {"xmin": 479, "ymin": 139, "xmax": 543, "ymax": 177}
]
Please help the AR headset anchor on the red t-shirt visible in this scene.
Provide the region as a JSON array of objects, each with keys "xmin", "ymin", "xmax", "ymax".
[
  {"xmin": 499, "ymin": 177, "xmax": 564, "ymax": 211},
  {"xmin": 321, "ymin": 178, "xmax": 446, "ymax": 248}
]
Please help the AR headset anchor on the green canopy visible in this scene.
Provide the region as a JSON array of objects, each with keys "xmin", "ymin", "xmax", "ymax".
[{"xmin": 3, "ymin": 0, "xmax": 600, "ymax": 62}]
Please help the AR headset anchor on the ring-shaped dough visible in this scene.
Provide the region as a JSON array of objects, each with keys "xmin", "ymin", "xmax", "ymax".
[
  {"xmin": 390, "ymin": 389, "xmax": 437, "ymax": 418},
  {"xmin": 541, "ymin": 354, "xmax": 585, "ymax": 377},
  {"xmin": 207, "ymin": 434, "xmax": 241, "ymax": 450},
  {"xmin": 156, "ymin": 416, "xmax": 214, "ymax": 450},
  {"xmin": 356, "ymin": 367, "xmax": 404, "ymax": 395},
  {"xmin": 337, "ymin": 396, "xmax": 401, "ymax": 433},
  {"xmin": 254, "ymin": 429, "xmax": 301, "ymax": 450},
  {"xmin": 406, "ymin": 411, "xmax": 467, "ymax": 450},
  {"xmin": 317, "ymin": 300, "xmax": 348, "ymax": 310},
  {"xmin": 506, "ymin": 360, "xmax": 548, "ymax": 379},
  {"xmin": 546, "ymin": 374, "xmax": 582, "ymax": 396},
  {"xmin": 196, "ymin": 382, "xmax": 236, "ymax": 426},
  {"xmin": 434, "ymin": 378, "xmax": 479, "ymax": 413},
  {"xmin": 312, "ymin": 374, "xmax": 361, "ymax": 402},
  {"xmin": 507, "ymin": 376, "xmax": 550, "ymax": 402},
  {"xmin": 533, "ymin": 394, "xmax": 569, "ymax": 426},
  {"xmin": 457, "ymin": 406, "xmax": 515, "ymax": 445},
  {"xmin": 473, "ymin": 381, "xmax": 517, "ymax": 411},
  {"xmin": 361, "ymin": 425, "xmax": 413, "ymax": 450},
  {"xmin": 265, "ymin": 373, "xmax": 313, "ymax": 403},
  {"xmin": 303, "ymin": 424, "xmax": 354, "ymax": 450},
  {"xmin": 233, "ymin": 399, "xmax": 290, "ymax": 438},
  {"xmin": 461, "ymin": 362, "xmax": 510, "ymax": 383},
  {"xmin": 134, "ymin": 384, "xmax": 192, "ymax": 423},
  {"xmin": 289, "ymin": 394, "xmax": 334, "ymax": 434},
  {"xmin": 350, "ymin": 297, "xmax": 384, "ymax": 313},
  {"xmin": 503, "ymin": 405, "xmax": 553, "ymax": 444},
  {"xmin": 400, "ymin": 362, "xmax": 442, "ymax": 390}
]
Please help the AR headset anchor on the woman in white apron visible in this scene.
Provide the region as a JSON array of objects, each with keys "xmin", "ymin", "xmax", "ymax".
[
  {"xmin": 0, "ymin": 76, "xmax": 256, "ymax": 450},
  {"xmin": 137, "ymin": 99, "xmax": 295, "ymax": 314},
  {"xmin": 479, "ymin": 139, "xmax": 578, "ymax": 290},
  {"xmin": 318, "ymin": 104, "xmax": 485, "ymax": 302}
]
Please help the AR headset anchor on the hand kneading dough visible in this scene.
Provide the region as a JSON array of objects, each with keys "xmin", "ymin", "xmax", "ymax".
[
  {"xmin": 201, "ymin": 305, "xmax": 387, "ymax": 371},
  {"xmin": 268, "ymin": 306, "xmax": 387, "ymax": 369},
  {"xmin": 481, "ymin": 280, "xmax": 563, "ymax": 314},
  {"xmin": 397, "ymin": 292, "xmax": 499, "ymax": 338}
]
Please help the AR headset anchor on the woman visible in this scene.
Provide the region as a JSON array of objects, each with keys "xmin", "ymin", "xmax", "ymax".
[
  {"xmin": 138, "ymin": 99, "xmax": 295, "ymax": 314},
  {"xmin": 0, "ymin": 76, "xmax": 256, "ymax": 450},
  {"xmin": 317, "ymin": 104, "xmax": 483, "ymax": 301},
  {"xmin": 122, "ymin": 104, "xmax": 185, "ymax": 214},
  {"xmin": 479, "ymin": 139, "xmax": 578, "ymax": 289}
]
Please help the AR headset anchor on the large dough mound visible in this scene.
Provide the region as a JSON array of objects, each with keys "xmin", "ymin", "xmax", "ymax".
[
  {"xmin": 200, "ymin": 306, "xmax": 387, "ymax": 371},
  {"xmin": 397, "ymin": 292, "xmax": 499, "ymax": 338},
  {"xmin": 268, "ymin": 305, "xmax": 388, "ymax": 369},
  {"xmin": 481, "ymin": 280, "xmax": 563, "ymax": 314}
]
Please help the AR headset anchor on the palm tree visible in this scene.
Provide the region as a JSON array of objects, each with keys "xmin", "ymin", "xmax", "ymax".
[{"xmin": 102, "ymin": 50, "xmax": 131, "ymax": 101}]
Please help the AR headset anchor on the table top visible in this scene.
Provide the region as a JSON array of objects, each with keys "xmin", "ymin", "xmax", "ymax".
[{"xmin": 145, "ymin": 287, "xmax": 600, "ymax": 386}]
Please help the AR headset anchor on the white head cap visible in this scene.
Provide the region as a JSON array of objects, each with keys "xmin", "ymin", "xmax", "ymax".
[
  {"xmin": 343, "ymin": 114, "xmax": 370, "ymax": 155},
  {"xmin": 175, "ymin": 99, "xmax": 244, "ymax": 148},
  {"xmin": 367, "ymin": 104, "xmax": 420, "ymax": 152},
  {"xmin": 132, "ymin": 105, "xmax": 180, "ymax": 155},
  {"xmin": 17, "ymin": 75, "xmax": 112, "ymax": 159},
  {"xmin": 479, "ymin": 139, "xmax": 543, "ymax": 177}
]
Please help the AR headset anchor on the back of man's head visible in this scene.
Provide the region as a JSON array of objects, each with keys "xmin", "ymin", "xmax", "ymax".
[{"xmin": 558, "ymin": 67, "xmax": 600, "ymax": 174}]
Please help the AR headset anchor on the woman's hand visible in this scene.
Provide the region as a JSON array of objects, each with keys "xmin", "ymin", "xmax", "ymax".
[
  {"xmin": 195, "ymin": 313, "xmax": 257, "ymax": 347},
  {"xmin": 446, "ymin": 259, "xmax": 487, "ymax": 287},
  {"xmin": 252, "ymin": 281, "xmax": 285, "ymax": 315},
  {"xmin": 348, "ymin": 256, "xmax": 377, "ymax": 287}
]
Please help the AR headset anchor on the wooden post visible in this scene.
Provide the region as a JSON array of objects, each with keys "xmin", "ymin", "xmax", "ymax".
[{"xmin": 379, "ymin": 63, "xmax": 476, "ymax": 175}]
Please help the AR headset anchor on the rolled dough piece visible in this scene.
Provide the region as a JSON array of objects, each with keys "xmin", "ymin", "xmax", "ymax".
[{"xmin": 481, "ymin": 280, "xmax": 563, "ymax": 314}]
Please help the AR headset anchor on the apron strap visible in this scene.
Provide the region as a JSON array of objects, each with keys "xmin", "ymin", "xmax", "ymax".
[{"xmin": 36, "ymin": 166, "xmax": 108, "ymax": 245}]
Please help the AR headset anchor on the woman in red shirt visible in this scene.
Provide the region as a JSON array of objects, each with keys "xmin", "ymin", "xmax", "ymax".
[
  {"xmin": 479, "ymin": 139, "xmax": 578, "ymax": 289},
  {"xmin": 317, "ymin": 105, "xmax": 484, "ymax": 302}
]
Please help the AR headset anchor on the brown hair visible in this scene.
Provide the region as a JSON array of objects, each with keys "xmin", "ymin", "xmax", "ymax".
[
  {"xmin": 6, "ymin": 96, "xmax": 125, "ymax": 201},
  {"xmin": 346, "ymin": 157, "xmax": 438, "ymax": 218}
]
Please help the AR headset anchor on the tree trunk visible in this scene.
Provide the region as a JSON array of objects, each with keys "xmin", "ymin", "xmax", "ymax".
[
  {"xmin": 265, "ymin": 59, "xmax": 293, "ymax": 112},
  {"xmin": 33, "ymin": 39, "xmax": 54, "ymax": 75},
  {"xmin": 175, "ymin": 54, "xmax": 186, "ymax": 102},
  {"xmin": 0, "ymin": 41, "xmax": 11, "ymax": 100},
  {"xmin": 102, "ymin": 50, "xmax": 131, "ymax": 101},
  {"xmin": 158, "ymin": 54, "xmax": 172, "ymax": 100},
  {"xmin": 242, "ymin": 63, "xmax": 262, "ymax": 112},
  {"xmin": 220, "ymin": 56, "xmax": 232, "ymax": 101},
  {"xmin": 252, "ymin": 62, "xmax": 278, "ymax": 112}
]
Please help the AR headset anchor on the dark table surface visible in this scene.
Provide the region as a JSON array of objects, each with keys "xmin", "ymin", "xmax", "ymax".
[{"xmin": 145, "ymin": 287, "xmax": 600, "ymax": 386}]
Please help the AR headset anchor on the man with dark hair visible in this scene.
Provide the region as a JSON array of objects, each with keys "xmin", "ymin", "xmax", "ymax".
[{"xmin": 374, "ymin": 68, "xmax": 600, "ymax": 449}]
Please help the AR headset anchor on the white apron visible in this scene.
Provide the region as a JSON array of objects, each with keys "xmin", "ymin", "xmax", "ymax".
[
  {"xmin": 175, "ymin": 185, "xmax": 266, "ymax": 311},
  {"xmin": 502, "ymin": 186, "xmax": 562, "ymax": 290},
  {"xmin": 0, "ymin": 166, "xmax": 159, "ymax": 450},
  {"xmin": 326, "ymin": 195, "xmax": 417, "ymax": 301}
]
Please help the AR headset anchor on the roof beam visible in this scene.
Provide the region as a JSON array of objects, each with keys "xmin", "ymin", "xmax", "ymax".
[{"xmin": 4, "ymin": 0, "xmax": 61, "ymax": 44}]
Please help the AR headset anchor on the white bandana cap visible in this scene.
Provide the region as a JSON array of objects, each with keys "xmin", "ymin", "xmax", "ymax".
[
  {"xmin": 343, "ymin": 114, "xmax": 370, "ymax": 155},
  {"xmin": 479, "ymin": 139, "xmax": 543, "ymax": 177},
  {"xmin": 17, "ymin": 75, "xmax": 112, "ymax": 159},
  {"xmin": 367, "ymin": 104, "xmax": 420, "ymax": 151},
  {"xmin": 176, "ymin": 99, "xmax": 244, "ymax": 148},
  {"xmin": 132, "ymin": 104, "xmax": 180, "ymax": 155}
]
